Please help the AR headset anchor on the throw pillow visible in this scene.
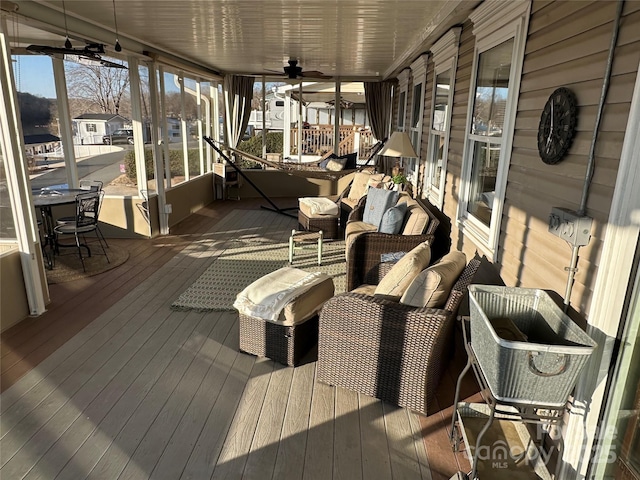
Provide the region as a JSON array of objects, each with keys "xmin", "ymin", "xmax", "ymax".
[
  {"xmin": 326, "ymin": 152, "xmax": 357, "ymax": 170},
  {"xmin": 362, "ymin": 188, "xmax": 399, "ymax": 229},
  {"xmin": 349, "ymin": 172, "xmax": 385, "ymax": 201},
  {"xmin": 399, "ymin": 251, "xmax": 467, "ymax": 308},
  {"xmin": 374, "ymin": 241, "xmax": 432, "ymax": 299},
  {"xmin": 380, "ymin": 251, "xmax": 407, "ymax": 263},
  {"xmin": 379, "ymin": 202, "xmax": 408, "ymax": 234},
  {"xmin": 398, "ymin": 198, "xmax": 430, "ymax": 235},
  {"xmin": 342, "ymin": 152, "xmax": 358, "ymax": 170},
  {"xmin": 325, "ymin": 157, "xmax": 347, "ymax": 171}
]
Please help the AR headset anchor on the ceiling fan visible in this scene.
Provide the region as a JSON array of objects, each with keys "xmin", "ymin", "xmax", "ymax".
[
  {"xmin": 253, "ymin": 59, "xmax": 331, "ymax": 80},
  {"xmin": 26, "ymin": 43, "xmax": 127, "ymax": 69}
]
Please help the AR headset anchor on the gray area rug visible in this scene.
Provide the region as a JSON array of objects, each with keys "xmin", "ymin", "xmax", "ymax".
[{"xmin": 171, "ymin": 210, "xmax": 346, "ymax": 312}]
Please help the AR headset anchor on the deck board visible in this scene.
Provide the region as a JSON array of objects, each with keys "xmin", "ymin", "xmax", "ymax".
[
  {"xmin": 1, "ymin": 199, "xmax": 460, "ymax": 480},
  {"xmin": 359, "ymin": 393, "xmax": 393, "ymax": 480},
  {"xmin": 272, "ymin": 361, "xmax": 315, "ymax": 480},
  {"xmin": 334, "ymin": 387, "xmax": 363, "ymax": 480}
]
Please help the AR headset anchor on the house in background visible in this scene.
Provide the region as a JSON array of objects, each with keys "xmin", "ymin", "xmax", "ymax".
[
  {"xmin": 165, "ymin": 117, "xmax": 183, "ymax": 143},
  {"xmin": 23, "ymin": 133, "xmax": 60, "ymax": 157},
  {"xmin": 72, "ymin": 113, "xmax": 130, "ymax": 145}
]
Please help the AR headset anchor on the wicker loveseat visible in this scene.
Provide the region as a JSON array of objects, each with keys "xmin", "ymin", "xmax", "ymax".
[
  {"xmin": 317, "ymin": 254, "xmax": 481, "ymax": 416},
  {"xmin": 345, "ymin": 192, "xmax": 440, "ymax": 291}
]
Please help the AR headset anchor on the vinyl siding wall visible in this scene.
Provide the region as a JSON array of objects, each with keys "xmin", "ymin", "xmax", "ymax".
[
  {"xmin": 419, "ymin": 0, "xmax": 640, "ymax": 317},
  {"xmin": 503, "ymin": 0, "xmax": 640, "ymax": 313}
]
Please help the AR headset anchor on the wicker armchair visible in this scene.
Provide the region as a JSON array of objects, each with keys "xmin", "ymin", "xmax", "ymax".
[
  {"xmin": 345, "ymin": 196, "xmax": 440, "ymax": 291},
  {"xmin": 317, "ymin": 256, "xmax": 481, "ymax": 416}
]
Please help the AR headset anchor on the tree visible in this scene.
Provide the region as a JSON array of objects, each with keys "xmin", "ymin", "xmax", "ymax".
[
  {"xmin": 163, "ymin": 92, "xmax": 197, "ymax": 120},
  {"xmin": 17, "ymin": 92, "xmax": 53, "ymax": 135},
  {"xmin": 65, "ymin": 62, "xmax": 131, "ymax": 116}
]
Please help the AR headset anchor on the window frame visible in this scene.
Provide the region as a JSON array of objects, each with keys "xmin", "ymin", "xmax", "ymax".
[
  {"xmin": 407, "ymin": 54, "xmax": 428, "ymax": 185},
  {"xmin": 396, "ymin": 69, "xmax": 410, "ymax": 131},
  {"xmin": 458, "ymin": 0, "xmax": 531, "ymax": 260},
  {"xmin": 425, "ymin": 27, "xmax": 461, "ymax": 207}
]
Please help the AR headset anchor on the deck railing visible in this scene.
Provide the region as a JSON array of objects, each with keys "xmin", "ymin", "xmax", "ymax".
[{"xmin": 290, "ymin": 126, "xmax": 375, "ymax": 159}]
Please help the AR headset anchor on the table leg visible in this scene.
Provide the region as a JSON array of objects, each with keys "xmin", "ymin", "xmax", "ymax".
[{"xmin": 39, "ymin": 206, "xmax": 56, "ymax": 270}]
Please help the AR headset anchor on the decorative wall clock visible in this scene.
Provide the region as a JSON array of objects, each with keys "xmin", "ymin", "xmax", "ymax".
[{"xmin": 537, "ymin": 87, "xmax": 577, "ymax": 165}]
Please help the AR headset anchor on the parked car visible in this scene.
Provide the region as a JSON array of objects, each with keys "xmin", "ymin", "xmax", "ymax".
[{"xmin": 103, "ymin": 129, "xmax": 134, "ymax": 145}]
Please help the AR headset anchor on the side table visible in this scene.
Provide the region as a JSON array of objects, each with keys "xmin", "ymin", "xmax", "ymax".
[{"xmin": 289, "ymin": 229, "xmax": 323, "ymax": 265}]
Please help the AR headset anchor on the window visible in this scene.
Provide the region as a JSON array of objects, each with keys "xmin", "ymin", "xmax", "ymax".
[
  {"xmin": 407, "ymin": 55, "xmax": 428, "ymax": 186},
  {"xmin": 86, "ymin": 123, "xmax": 97, "ymax": 132},
  {"xmin": 397, "ymin": 70, "xmax": 409, "ymax": 130},
  {"xmin": 425, "ymin": 28, "xmax": 460, "ymax": 206},
  {"xmin": 410, "ymin": 83, "xmax": 423, "ymax": 149},
  {"xmin": 459, "ymin": 0, "xmax": 530, "ymax": 259}
]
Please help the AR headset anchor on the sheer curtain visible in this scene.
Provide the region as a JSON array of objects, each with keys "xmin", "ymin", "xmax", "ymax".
[
  {"xmin": 364, "ymin": 81, "xmax": 394, "ymax": 173},
  {"xmin": 223, "ymin": 75, "xmax": 255, "ymax": 148}
]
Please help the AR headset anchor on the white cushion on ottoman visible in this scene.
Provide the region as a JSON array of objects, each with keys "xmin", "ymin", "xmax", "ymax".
[
  {"xmin": 299, "ymin": 197, "xmax": 339, "ymax": 217},
  {"xmin": 234, "ymin": 267, "xmax": 335, "ymax": 325}
]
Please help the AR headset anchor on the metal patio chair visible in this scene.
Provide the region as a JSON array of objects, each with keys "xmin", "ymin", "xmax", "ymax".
[{"xmin": 54, "ymin": 191, "xmax": 109, "ymax": 272}]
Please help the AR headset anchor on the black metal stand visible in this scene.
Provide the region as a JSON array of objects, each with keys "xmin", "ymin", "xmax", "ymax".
[{"xmin": 203, "ymin": 136, "xmax": 297, "ymax": 219}]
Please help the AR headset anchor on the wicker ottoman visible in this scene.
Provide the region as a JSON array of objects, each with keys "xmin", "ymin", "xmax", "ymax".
[
  {"xmin": 236, "ymin": 267, "xmax": 335, "ymax": 366},
  {"xmin": 298, "ymin": 197, "xmax": 340, "ymax": 239}
]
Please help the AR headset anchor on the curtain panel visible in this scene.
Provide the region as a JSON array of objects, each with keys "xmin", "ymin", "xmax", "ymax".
[
  {"xmin": 223, "ymin": 75, "xmax": 255, "ymax": 148},
  {"xmin": 364, "ymin": 81, "xmax": 394, "ymax": 173}
]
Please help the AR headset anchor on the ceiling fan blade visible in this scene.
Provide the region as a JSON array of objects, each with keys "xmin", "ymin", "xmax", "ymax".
[{"xmin": 300, "ymin": 70, "xmax": 332, "ymax": 80}]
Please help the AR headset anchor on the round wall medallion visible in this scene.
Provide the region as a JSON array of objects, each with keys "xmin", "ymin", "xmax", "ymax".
[{"xmin": 537, "ymin": 87, "xmax": 577, "ymax": 165}]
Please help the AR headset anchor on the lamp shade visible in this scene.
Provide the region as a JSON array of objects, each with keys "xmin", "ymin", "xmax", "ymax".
[{"xmin": 379, "ymin": 131, "xmax": 418, "ymax": 158}]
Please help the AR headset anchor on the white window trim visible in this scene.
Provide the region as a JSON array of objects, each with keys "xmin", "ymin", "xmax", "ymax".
[
  {"xmin": 426, "ymin": 27, "xmax": 461, "ymax": 207},
  {"xmin": 408, "ymin": 54, "xmax": 428, "ymax": 185},
  {"xmin": 397, "ymin": 69, "xmax": 410, "ymax": 130},
  {"xmin": 457, "ymin": 0, "xmax": 531, "ymax": 261}
]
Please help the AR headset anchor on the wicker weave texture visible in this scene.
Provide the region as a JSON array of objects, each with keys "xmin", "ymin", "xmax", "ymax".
[
  {"xmin": 346, "ymin": 233, "xmax": 435, "ymax": 291},
  {"xmin": 239, "ymin": 314, "xmax": 318, "ymax": 367},
  {"xmin": 344, "ymin": 196, "xmax": 440, "ymax": 291},
  {"xmin": 318, "ymin": 295, "xmax": 453, "ymax": 414},
  {"xmin": 317, "ymin": 258, "xmax": 481, "ymax": 415},
  {"xmin": 298, "ymin": 210, "xmax": 340, "ymax": 239}
]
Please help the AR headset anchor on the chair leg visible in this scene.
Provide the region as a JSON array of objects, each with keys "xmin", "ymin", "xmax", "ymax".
[
  {"xmin": 96, "ymin": 225, "xmax": 109, "ymax": 248},
  {"xmin": 95, "ymin": 230, "xmax": 110, "ymax": 263},
  {"xmin": 75, "ymin": 233, "xmax": 87, "ymax": 272}
]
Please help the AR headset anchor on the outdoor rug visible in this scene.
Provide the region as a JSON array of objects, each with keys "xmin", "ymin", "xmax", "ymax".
[
  {"xmin": 46, "ymin": 243, "xmax": 129, "ymax": 284},
  {"xmin": 171, "ymin": 211, "xmax": 346, "ymax": 312}
]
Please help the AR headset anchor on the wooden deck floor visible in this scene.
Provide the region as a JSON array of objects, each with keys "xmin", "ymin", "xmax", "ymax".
[{"xmin": 1, "ymin": 198, "xmax": 477, "ymax": 480}]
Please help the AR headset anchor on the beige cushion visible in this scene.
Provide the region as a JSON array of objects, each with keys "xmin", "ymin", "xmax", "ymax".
[
  {"xmin": 350, "ymin": 284, "xmax": 377, "ymax": 296},
  {"xmin": 235, "ymin": 267, "xmax": 334, "ymax": 326},
  {"xmin": 345, "ymin": 220, "xmax": 378, "ymax": 252},
  {"xmin": 374, "ymin": 241, "xmax": 432, "ymax": 299},
  {"xmin": 325, "ymin": 157, "xmax": 347, "ymax": 171},
  {"xmin": 345, "ymin": 220, "xmax": 377, "ymax": 239},
  {"xmin": 299, "ymin": 197, "xmax": 339, "ymax": 218},
  {"xmin": 401, "ymin": 202, "xmax": 429, "ymax": 235},
  {"xmin": 281, "ymin": 275, "xmax": 335, "ymax": 325},
  {"xmin": 400, "ymin": 251, "xmax": 467, "ymax": 308},
  {"xmin": 340, "ymin": 196, "xmax": 360, "ymax": 211},
  {"xmin": 349, "ymin": 172, "xmax": 385, "ymax": 201}
]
